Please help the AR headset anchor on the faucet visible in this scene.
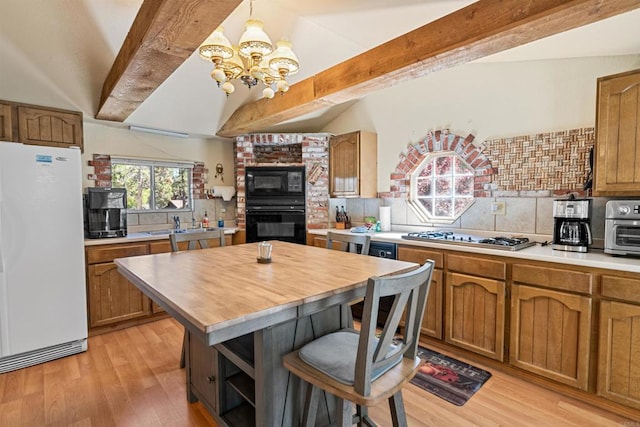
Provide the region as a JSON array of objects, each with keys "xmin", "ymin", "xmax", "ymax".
[{"xmin": 173, "ymin": 215, "xmax": 180, "ymax": 231}]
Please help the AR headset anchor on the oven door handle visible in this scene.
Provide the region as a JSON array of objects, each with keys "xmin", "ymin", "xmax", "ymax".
[{"xmin": 247, "ymin": 208, "xmax": 305, "ymax": 214}]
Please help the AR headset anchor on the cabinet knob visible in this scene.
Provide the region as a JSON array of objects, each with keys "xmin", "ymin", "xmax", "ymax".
[{"xmin": 207, "ymin": 375, "xmax": 216, "ymax": 383}]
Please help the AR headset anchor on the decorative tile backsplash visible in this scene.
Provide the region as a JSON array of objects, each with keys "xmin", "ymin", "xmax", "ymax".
[{"xmin": 484, "ymin": 127, "xmax": 594, "ymax": 193}]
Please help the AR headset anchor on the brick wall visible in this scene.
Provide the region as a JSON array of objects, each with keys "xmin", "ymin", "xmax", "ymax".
[
  {"xmin": 234, "ymin": 133, "xmax": 331, "ymax": 229},
  {"xmin": 381, "ymin": 130, "xmax": 496, "ymax": 199},
  {"xmin": 382, "ymin": 127, "xmax": 594, "ymax": 200},
  {"xmin": 87, "ymin": 154, "xmax": 209, "ymax": 200}
]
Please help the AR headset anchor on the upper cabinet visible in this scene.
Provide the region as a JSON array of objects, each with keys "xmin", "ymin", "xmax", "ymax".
[
  {"xmin": 329, "ymin": 130, "xmax": 377, "ymax": 198},
  {"xmin": 0, "ymin": 102, "xmax": 14, "ymax": 141},
  {"xmin": 0, "ymin": 100, "xmax": 83, "ymax": 151},
  {"xmin": 594, "ymin": 69, "xmax": 640, "ymax": 196}
]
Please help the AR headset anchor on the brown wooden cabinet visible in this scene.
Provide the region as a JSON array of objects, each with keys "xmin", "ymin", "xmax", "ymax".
[
  {"xmin": 594, "ymin": 68, "xmax": 640, "ymax": 196},
  {"xmin": 0, "ymin": 102, "xmax": 14, "ymax": 140},
  {"xmin": 397, "ymin": 245, "xmax": 444, "ymax": 339},
  {"xmin": 86, "ymin": 243, "xmax": 150, "ymax": 328},
  {"xmin": 598, "ymin": 274, "xmax": 640, "ymax": 409},
  {"xmin": 0, "ymin": 100, "xmax": 83, "ymax": 151},
  {"xmin": 329, "ymin": 131, "xmax": 377, "ymax": 198},
  {"xmin": 510, "ymin": 264, "xmax": 593, "ymax": 390},
  {"xmin": 444, "ymin": 254, "xmax": 506, "ymax": 361}
]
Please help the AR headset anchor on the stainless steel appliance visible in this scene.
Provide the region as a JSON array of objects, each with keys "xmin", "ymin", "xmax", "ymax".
[
  {"xmin": 552, "ymin": 197, "xmax": 592, "ymax": 252},
  {"xmin": 245, "ymin": 166, "xmax": 305, "ymax": 202},
  {"xmin": 401, "ymin": 231, "xmax": 535, "ymax": 251},
  {"xmin": 84, "ymin": 187, "xmax": 128, "ymax": 238},
  {"xmin": 605, "ymin": 200, "xmax": 640, "ymax": 256}
]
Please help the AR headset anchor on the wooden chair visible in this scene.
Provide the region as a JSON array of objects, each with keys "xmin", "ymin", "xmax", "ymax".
[
  {"xmin": 283, "ymin": 260, "xmax": 435, "ymax": 426},
  {"xmin": 169, "ymin": 229, "xmax": 225, "ymax": 368},
  {"xmin": 326, "ymin": 231, "xmax": 371, "ymax": 255}
]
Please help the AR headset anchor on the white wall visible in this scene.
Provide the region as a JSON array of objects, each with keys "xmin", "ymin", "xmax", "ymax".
[
  {"xmin": 322, "ymin": 55, "xmax": 640, "ymax": 193},
  {"xmin": 81, "ymin": 122, "xmax": 234, "ymax": 190},
  {"xmin": 322, "ymin": 55, "xmax": 639, "ymax": 241}
]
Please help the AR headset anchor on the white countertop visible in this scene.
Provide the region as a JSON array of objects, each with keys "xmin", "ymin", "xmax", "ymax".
[
  {"xmin": 84, "ymin": 227, "xmax": 239, "ymax": 246},
  {"xmin": 308, "ymin": 229, "xmax": 640, "ymax": 274}
]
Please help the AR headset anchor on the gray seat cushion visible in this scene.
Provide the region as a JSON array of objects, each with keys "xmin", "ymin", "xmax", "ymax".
[{"xmin": 299, "ymin": 329, "xmax": 402, "ymax": 385}]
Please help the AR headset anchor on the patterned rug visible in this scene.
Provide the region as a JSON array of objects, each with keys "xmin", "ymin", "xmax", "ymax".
[{"xmin": 410, "ymin": 347, "xmax": 492, "ymax": 406}]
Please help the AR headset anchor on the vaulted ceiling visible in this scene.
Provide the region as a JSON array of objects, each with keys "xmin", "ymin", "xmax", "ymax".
[{"xmin": 1, "ymin": 0, "xmax": 639, "ymax": 139}]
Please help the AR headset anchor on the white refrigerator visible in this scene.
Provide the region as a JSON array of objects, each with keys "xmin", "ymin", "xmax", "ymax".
[{"xmin": 0, "ymin": 142, "xmax": 87, "ymax": 373}]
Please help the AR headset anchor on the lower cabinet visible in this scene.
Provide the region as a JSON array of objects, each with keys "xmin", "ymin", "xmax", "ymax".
[
  {"xmin": 598, "ymin": 274, "xmax": 640, "ymax": 409},
  {"xmin": 510, "ymin": 263, "xmax": 593, "ymax": 390},
  {"xmin": 398, "ymin": 245, "xmax": 444, "ymax": 339},
  {"xmin": 510, "ymin": 284, "xmax": 592, "ymax": 390},
  {"xmin": 85, "ymin": 243, "xmax": 152, "ymax": 330},
  {"xmin": 445, "ymin": 254, "xmax": 506, "ymax": 361},
  {"xmin": 87, "ymin": 262, "xmax": 151, "ymax": 327}
]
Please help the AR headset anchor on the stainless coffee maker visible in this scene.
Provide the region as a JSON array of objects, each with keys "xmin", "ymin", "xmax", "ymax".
[{"xmin": 552, "ymin": 196, "xmax": 592, "ymax": 252}]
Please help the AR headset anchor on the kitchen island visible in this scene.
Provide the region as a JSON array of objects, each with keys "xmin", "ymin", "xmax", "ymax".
[{"xmin": 115, "ymin": 240, "xmax": 418, "ymax": 426}]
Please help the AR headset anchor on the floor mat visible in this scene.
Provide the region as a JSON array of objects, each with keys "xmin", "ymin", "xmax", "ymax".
[{"xmin": 410, "ymin": 347, "xmax": 492, "ymax": 406}]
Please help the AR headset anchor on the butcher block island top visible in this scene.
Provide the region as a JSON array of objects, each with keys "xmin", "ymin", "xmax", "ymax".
[
  {"xmin": 114, "ymin": 240, "xmax": 418, "ymax": 341},
  {"xmin": 115, "ymin": 241, "xmax": 419, "ymax": 426}
]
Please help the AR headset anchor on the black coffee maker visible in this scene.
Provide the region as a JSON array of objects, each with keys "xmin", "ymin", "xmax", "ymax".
[
  {"xmin": 552, "ymin": 196, "xmax": 592, "ymax": 253},
  {"xmin": 84, "ymin": 188, "xmax": 127, "ymax": 238}
]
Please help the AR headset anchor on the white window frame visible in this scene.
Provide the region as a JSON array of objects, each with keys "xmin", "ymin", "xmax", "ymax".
[{"xmin": 111, "ymin": 157, "xmax": 194, "ymax": 213}]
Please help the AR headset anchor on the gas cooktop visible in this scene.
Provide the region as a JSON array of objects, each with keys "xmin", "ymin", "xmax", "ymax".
[{"xmin": 401, "ymin": 231, "xmax": 536, "ymax": 251}]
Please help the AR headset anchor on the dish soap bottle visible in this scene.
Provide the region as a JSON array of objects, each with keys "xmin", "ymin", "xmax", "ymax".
[
  {"xmin": 375, "ymin": 220, "xmax": 382, "ymax": 232},
  {"xmin": 202, "ymin": 211, "xmax": 210, "ymax": 229}
]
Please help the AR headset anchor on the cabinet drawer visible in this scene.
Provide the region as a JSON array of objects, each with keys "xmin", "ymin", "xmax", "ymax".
[
  {"xmin": 601, "ymin": 274, "xmax": 640, "ymax": 304},
  {"xmin": 86, "ymin": 243, "xmax": 149, "ymax": 264},
  {"xmin": 397, "ymin": 246, "xmax": 444, "ymax": 268},
  {"xmin": 447, "ymin": 254, "xmax": 505, "ymax": 280},
  {"xmin": 512, "ymin": 264, "xmax": 593, "ymax": 294}
]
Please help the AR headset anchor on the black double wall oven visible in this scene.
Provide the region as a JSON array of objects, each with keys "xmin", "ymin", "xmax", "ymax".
[{"xmin": 245, "ymin": 166, "xmax": 306, "ymax": 245}]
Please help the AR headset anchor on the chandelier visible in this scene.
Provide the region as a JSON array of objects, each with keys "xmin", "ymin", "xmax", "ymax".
[{"xmin": 198, "ymin": 1, "xmax": 300, "ymax": 98}]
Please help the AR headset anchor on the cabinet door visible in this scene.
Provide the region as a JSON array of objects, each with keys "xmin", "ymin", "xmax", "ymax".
[
  {"xmin": 398, "ymin": 246, "xmax": 445, "ymax": 339},
  {"xmin": 329, "ymin": 131, "xmax": 377, "ymax": 198},
  {"xmin": 189, "ymin": 332, "xmax": 218, "ymax": 413},
  {"xmin": 0, "ymin": 102, "xmax": 14, "ymax": 141},
  {"xmin": 598, "ymin": 301, "xmax": 640, "ymax": 409},
  {"xmin": 594, "ymin": 69, "xmax": 640, "ymax": 195},
  {"xmin": 87, "ymin": 262, "xmax": 151, "ymax": 328},
  {"xmin": 330, "ymin": 131, "xmax": 360, "ymax": 197},
  {"xmin": 17, "ymin": 105, "xmax": 83, "ymax": 151},
  {"xmin": 510, "ymin": 284, "xmax": 592, "ymax": 390},
  {"xmin": 445, "ymin": 272, "xmax": 506, "ymax": 361}
]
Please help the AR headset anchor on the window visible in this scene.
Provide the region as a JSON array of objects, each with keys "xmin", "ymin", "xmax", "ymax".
[
  {"xmin": 409, "ymin": 153, "xmax": 475, "ymax": 223},
  {"xmin": 111, "ymin": 158, "xmax": 193, "ymax": 212}
]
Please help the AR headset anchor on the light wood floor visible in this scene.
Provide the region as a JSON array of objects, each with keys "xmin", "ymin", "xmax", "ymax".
[{"xmin": 0, "ymin": 318, "xmax": 635, "ymax": 427}]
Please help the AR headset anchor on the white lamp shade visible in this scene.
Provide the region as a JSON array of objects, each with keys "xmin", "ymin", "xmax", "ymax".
[
  {"xmin": 269, "ymin": 39, "xmax": 299, "ymax": 77},
  {"xmin": 239, "ymin": 19, "xmax": 273, "ymax": 58},
  {"xmin": 199, "ymin": 27, "xmax": 234, "ymax": 62}
]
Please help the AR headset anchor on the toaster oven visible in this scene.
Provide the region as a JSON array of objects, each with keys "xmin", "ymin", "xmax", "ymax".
[{"xmin": 604, "ymin": 200, "xmax": 640, "ymax": 256}]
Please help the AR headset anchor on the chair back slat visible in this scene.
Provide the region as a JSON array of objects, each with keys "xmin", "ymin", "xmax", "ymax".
[
  {"xmin": 169, "ymin": 229, "xmax": 225, "ymax": 252},
  {"xmin": 354, "ymin": 260, "xmax": 435, "ymax": 396},
  {"xmin": 326, "ymin": 232, "xmax": 371, "ymax": 255}
]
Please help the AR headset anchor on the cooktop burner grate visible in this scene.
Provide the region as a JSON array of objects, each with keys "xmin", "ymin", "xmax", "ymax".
[{"xmin": 402, "ymin": 231, "xmax": 536, "ymax": 251}]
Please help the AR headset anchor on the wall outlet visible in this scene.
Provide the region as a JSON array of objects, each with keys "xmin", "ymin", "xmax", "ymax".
[{"xmin": 491, "ymin": 201, "xmax": 506, "ymax": 215}]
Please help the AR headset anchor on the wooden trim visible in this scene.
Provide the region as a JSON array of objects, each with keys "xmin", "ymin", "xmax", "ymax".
[
  {"xmin": 96, "ymin": 0, "xmax": 242, "ymax": 122},
  {"xmin": 217, "ymin": 0, "xmax": 640, "ymax": 137}
]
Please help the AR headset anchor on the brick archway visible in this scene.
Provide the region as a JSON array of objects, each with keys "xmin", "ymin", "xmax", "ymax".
[{"xmin": 380, "ymin": 129, "xmax": 496, "ymax": 199}]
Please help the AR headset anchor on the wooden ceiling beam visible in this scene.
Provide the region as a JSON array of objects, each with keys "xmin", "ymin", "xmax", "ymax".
[
  {"xmin": 217, "ymin": 0, "xmax": 640, "ymax": 138},
  {"xmin": 96, "ymin": 0, "xmax": 242, "ymax": 122}
]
